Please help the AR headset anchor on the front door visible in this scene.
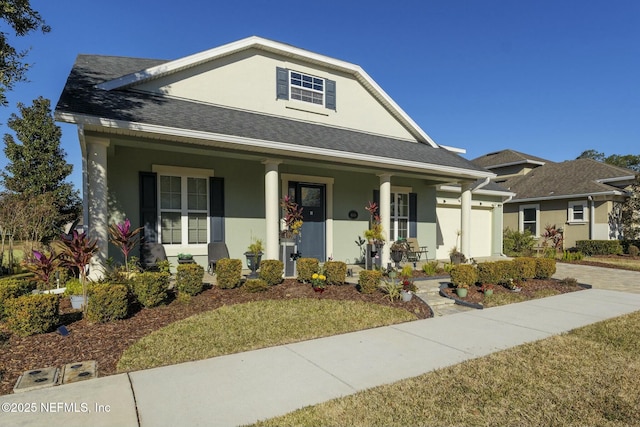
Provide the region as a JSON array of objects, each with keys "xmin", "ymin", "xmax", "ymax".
[{"xmin": 291, "ymin": 183, "xmax": 326, "ymax": 261}]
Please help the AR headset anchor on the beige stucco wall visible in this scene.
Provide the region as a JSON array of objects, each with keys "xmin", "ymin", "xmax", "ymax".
[{"xmin": 135, "ymin": 48, "xmax": 417, "ymax": 141}]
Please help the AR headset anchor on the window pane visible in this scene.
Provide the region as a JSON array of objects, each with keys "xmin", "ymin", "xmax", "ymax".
[
  {"xmin": 397, "ymin": 219, "xmax": 408, "ymax": 239},
  {"xmin": 160, "ymin": 176, "xmax": 181, "ymax": 209},
  {"xmin": 397, "ymin": 194, "xmax": 409, "ymax": 217},
  {"xmin": 188, "ymin": 213, "xmax": 207, "ymax": 244},
  {"xmin": 301, "ymin": 187, "xmax": 321, "ymax": 207},
  {"xmin": 161, "ymin": 212, "xmax": 181, "ymax": 244},
  {"xmin": 523, "ymin": 208, "xmax": 536, "ymax": 222},
  {"xmin": 188, "ymin": 178, "xmax": 207, "ymax": 211},
  {"xmin": 523, "ymin": 222, "xmax": 536, "ymax": 234},
  {"xmin": 573, "ymin": 205, "xmax": 584, "ymax": 220}
]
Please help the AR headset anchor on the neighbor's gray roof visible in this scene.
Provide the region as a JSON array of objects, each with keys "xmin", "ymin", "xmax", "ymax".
[
  {"xmin": 504, "ymin": 158, "xmax": 634, "ymax": 200},
  {"xmin": 55, "ymin": 54, "xmax": 490, "ymax": 175},
  {"xmin": 471, "ymin": 149, "xmax": 552, "ymax": 169}
]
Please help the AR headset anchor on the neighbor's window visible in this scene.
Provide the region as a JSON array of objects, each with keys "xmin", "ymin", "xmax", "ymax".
[
  {"xmin": 160, "ymin": 175, "xmax": 209, "ymax": 245},
  {"xmin": 390, "ymin": 192, "xmax": 409, "ymax": 241},
  {"xmin": 290, "ymin": 71, "xmax": 324, "ymax": 105},
  {"xmin": 568, "ymin": 201, "xmax": 587, "ymax": 223},
  {"xmin": 520, "ymin": 204, "xmax": 539, "ymax": 236}
]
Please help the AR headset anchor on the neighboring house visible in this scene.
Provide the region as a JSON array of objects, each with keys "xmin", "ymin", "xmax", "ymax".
[
  {"xmin": 55, "ymin": 36, "xmax": 511, "ymax": 274},
  {"xmin": 472, "ymin": 150, "xmax": 635, "ymax": 248}
]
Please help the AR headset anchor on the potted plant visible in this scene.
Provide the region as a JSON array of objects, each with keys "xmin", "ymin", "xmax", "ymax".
[
  {"xmin": 364, "ymin": 201, "xmax": 385, "ymax": 270},
  {"xmin": 177, "ymin": 253, "xmax": 194, "ymax": 264},
  {"xmin": 399, "ymin": 268, "xmax": 416, "ymax": 301},
  {"xmin": 280, "ymin": 196, "xmax": 303, "ymax": 277},
  {"xmin": 64, "ymin": 278, "xmax": 87, "ymax": 309},
  {"xmin": 449, "ymin": 247, "xmax": 466, "ymax": 265},
  {"xmin": 56, "ymin": 230, "xmax": 98, "ymax": 315},
  {"xmin": 390, "ymin": 240, "xmax": 407, "ymax": 267},
  {"xmin": 244, "ymin": 239, "xmax": 264, "ymax": 278},
  {"xmin": 480, "ymin": 283, "xmax": 494, "ymax": 297},
  {"xmin": 310, "ymin": 272, "xmax": 327, "ymax": 293}
]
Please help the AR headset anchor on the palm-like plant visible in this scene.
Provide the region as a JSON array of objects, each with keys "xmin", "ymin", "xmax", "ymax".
[
  {"xmin": 109, "ymin": 218, "xmax": 142, "ymax": 276},
  {"xmin": 58, "ymin": 230, "xmax": 98, "ymax": 313},
  {"xmin": 24, "ymin": 250, "xmax": 61, "ymax": 289}
]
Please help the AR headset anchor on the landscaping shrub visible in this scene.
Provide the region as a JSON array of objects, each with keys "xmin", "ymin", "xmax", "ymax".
[
  {"xmin": 216, "ymin": 258, "xmax": 242, "ymax": 289},
  {"xmin": 176, "ymin": 263, "xmax": 205, "ymax": 296},
  {"xmin": 476, "ymin": 262, "xmax": 499, "ymax": 284},
  {"xmin": 358, "ymin": 270, "xmax": 382, "ymax": 294},
  {"xmin": 628, "ymin": 245, "xmax": 640, "ymax": 257},
  {"xmin": 297, "ymin": 258, "xmax": 319, "ymax": 283},
  {"xmin": 131, "ymin": 272, "xmax": 170, "ymax": 307},
  {"xmin": 63, "ymin": 278, "xmax": 84, "ymax": 296},
  {"xmin": 86, "ymin": 283, "xmax": 129, "ymax": 323},
  {"xmin": 513, "ymin": 257, "xmax": 536, "ymax": 280},
  {"xmin": 243, "ymin": 278, "xmax": 269, "ymax": 293},
  {"xmin": 5, "ymin": 294, "xmax": 60, "ymax": 336},
  {"xmin": 421, "ymin": 261, "xmax": 439, "ymax": 276},
  {"xmin": 494, "ymin": 260, "xmax": 515, "ymax": 284},
  {"xmin": 559, "ymin": 277, "xmax": 578, "ymax": 286},
  {"xmin": 450, "ymin": 264, "xmax": 478, "ymax": 288},
  {"xmin": 621, "ymin": 240, "xmax": 640, "ymax": 255},
  {"xmin": 324, "ymin": 261, "xmax": 347, "ymax": 285},
  {"xmin": 503, "ymin": 227, "xmax": 535, "ymax": 256},
  {"xmin": 575, "ymin": 240, "xmax": 623, "ymax": 256},
  {"xmin": 535, "ymin": 258, "xmax": 556, "ymax": 279},
  {"xmin": 562, "ymin": 250, "xmax": 584, "ymax": 261},
  {"xmin": 0, "ymin": 279, "xmax": 34, "ymax": 320},
  {"xmin": 259, "ymin": 260, "xmax": 283, "ymax": 286}
]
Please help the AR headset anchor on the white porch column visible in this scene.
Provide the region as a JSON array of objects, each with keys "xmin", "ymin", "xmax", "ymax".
[
  {"xmin": 492, "ymin": 203, "xmax": 504, "ymax": 256},
  {"xmin": 85, "ymin": 137, "xmax": 110, "ymax": 279},
  {"xmin": 263, "ymin": 160, "xmax": 281, "ymax": 260},
  {"xmin": 460, "ymin": 182, "xmax": 472, "ymax": 258},
  {"xmin": 379, "ymin": 173, "xmax": 392, "ymax": 267}
]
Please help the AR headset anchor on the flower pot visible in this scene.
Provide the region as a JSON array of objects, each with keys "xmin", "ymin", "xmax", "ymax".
[
  {"xmin": 400, "ymin": 290, "xmax": 413, "ymax": 302},
  {"xmin": 455, "ymin": 287, "xmax": 468, "ymax": 298},
  {"xmin": 70, "ymin": 295, "xmax": 88, "ymax": 310},
  {"xmin": 313, "ymin": 287, "xmax": 325, "ymax": 293},
  {"xmin": 484, "ymin": 289, "xmax": 494, "ymax": 297},
  {"xmin": 244, "ymin": 252, "xmax": 263, "ymax": 279},
  {"xmin": 390, "ymin": 250, "xmax": 404, "ymax": 263}
]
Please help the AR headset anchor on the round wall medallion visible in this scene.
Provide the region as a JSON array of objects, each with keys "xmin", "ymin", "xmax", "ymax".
[{"xmin": 348, "ymin": 210, "xmax": 358, "ymax": 219}]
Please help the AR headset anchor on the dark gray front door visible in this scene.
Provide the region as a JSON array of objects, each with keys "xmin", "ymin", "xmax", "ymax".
[{"xmin": 293, "ymin": 183, "xmax": 326, "ymax": 261}]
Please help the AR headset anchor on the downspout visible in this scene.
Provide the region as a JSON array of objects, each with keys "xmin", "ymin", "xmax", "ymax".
[
  {"xmin": 78, "ymin": 125, "xmax": 89, "ymax": 229},
  {"xmin": 588, "ymin": 195, "xmax": 594, "ymax": 240},
  {"xmin": 472, "ymin": 176, "xmax": 491, "ymax": 193}
]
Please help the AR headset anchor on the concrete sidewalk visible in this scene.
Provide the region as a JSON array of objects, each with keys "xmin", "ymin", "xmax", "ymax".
[{"xmin": 2, "ymin": 288, "xmax": 640, "ymax": 427}]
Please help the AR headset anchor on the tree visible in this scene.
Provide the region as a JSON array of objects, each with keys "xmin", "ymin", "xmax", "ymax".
[
  {"xmin": 0, "ymin": 1, "xmax": 50, "ymax": 106},
  {"xmin": 1, "ymin": 97, "xmax": 80, "ymax": 242},
  {"xmin": 577, "ymin": 149, "xmax": 640, "ymax": 172}
]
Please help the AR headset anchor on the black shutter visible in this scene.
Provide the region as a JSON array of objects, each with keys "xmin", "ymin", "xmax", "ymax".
[
  {"xmin": 409, "ymin": 193, "xmax": 418, "ymax": 238},
  {"xmin": 139, "ymin": 172, "xmax": 158, "ymax": 243},
  {"xmin": 210, "ymin": 177, "xmax": 225, "ymax": 242},
  {"xmin": 373, "ymin": 190, "xmax": 380, "ymax": 210},
  {"xmin": 325, "ymin": 79, "xmax": 336, "ymax": 110},
  {"xmin": 276, "ymin": 67, "xmax": 289, "ymax": 100}
]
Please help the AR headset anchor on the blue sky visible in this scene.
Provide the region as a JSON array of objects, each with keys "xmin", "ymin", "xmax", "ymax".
[{"xmin": 1, "ymin": 0, "xmax": 638, "ymax": 191}]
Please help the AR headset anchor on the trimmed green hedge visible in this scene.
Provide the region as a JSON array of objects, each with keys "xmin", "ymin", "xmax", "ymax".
[
  {"xmin": 176, "ymin": 263, "xmax": 205, "ymax": 296},
  {"xmin": 243, "ymin": 278, "xmax": 269, "ymax": 293},
  {"xmin": 86, "ymin": 283, "xmax": 129, "ymax": 323},
  {"xmin": 358, "ymin": 270, "xmax": 382, "ymax": 294},
  {"xmin": 535, "ymin": 258, "xmax": 556, "ymax": 279},
  {"xmin": 575, "ymin": 240, "xmax": 623, "ymax": 256},
  {"xmin": 131, "ymin": 272, "xmax": 170, "ymax": 307},
  {"xmin": 5, "ymin": 293, "xmax": 60, "ymax": 336},
  {"xmin": 216, "ymin": 258, "xmax": 242, "ymax": 289},
  {"xmin": 0, "ymin": 279, "xmax": 34, "ymax": 320},
  {"xmin": 297, "ymin": 258, "xmax": 319, "ymax": 283},
  {"xmin": 259, "ymin": 260, "xmax": 284, "ymax": 286},
  {"xmin": 324, "ymin": 261, "xmax": 347, "ymax": 285},
  {"xmin": 450, "ymin": 264, "xmax": 478, "ymax": 288}
]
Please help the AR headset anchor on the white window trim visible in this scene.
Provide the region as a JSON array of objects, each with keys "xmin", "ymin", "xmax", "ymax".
[
  {"xmin": 390, "ymin": 186, "xmax": 412, "ymax": 241},
  {"xmin": 152, "ymin": 165, "xmax": 214, "ymax": 256},
  {"xmin": 519, "ymin": 203, "xmax": 540, "ymax": 237},
  {"xmin": 568, "ymin": 200, "xmax": 588, "ymax": 224}
]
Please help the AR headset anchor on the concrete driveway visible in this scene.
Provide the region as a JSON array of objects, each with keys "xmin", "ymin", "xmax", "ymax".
[{"xmin": 554, "ymin": 263, "xmax": 640, "ymax": 294}]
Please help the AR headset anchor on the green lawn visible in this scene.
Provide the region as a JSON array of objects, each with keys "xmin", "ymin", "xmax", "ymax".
[
  {"xmin": 584, "ymin": 256, "xmax": 640, "ymax": 272},
  {"xmin": 251, "ymin": 311, "xmax": 640, "ymax": 427},
  {"xmin": 117, "ymin": 299, "xmax": 417, "ymax": 372}
]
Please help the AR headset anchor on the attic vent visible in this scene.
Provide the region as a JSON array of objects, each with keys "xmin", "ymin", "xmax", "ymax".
[{"xmin": 486, "ymin": 151, "xmax": 500, "ymax": 156}]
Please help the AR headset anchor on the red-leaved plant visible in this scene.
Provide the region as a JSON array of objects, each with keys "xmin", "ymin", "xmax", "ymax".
[
  {"xmin": 109, "ymin": 218, "xmax": 143, "ymax": 276},
  {"xmin": 58, "ymin": 230, "xmax": 99, "ymax": 314},
  {"xmin": 24, "ymin": 250, "xmax": 61, "ymax": 290}
]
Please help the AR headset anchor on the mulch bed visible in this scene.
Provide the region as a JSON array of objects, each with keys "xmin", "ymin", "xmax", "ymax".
[
  {"xmin": 0, "ymin": 279, "xmax": 432, "ymax": 397},
  {"xmin": 440, "ymin": 278, "xmax": 586, "ymax": 306}
]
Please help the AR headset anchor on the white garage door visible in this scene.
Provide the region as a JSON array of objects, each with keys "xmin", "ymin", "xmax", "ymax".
[{"xmin": 435, "ymin": 205, "xmax": 493, "ymax": 260}]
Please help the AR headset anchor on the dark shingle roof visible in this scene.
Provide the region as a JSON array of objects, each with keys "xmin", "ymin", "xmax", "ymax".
[
  {"xmin": 471, "ymin": 149, "xmax": 552, "ymax": 169},
  {"xmin": 504, "ymin": 158, "xmax": 634, "ymax": 200},
  {"xmin": 55, "ymin": 54, "xmax": 490, "ymax": 175}
]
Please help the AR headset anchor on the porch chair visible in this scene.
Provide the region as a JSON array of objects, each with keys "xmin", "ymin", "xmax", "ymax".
[
  {"xmin": 140, "ymin": 243, "xmax": 168, "ymax": 271},
  {"xmin": 405, "ymin": 238, "xmax": 429, "ymax": 263},
  {"xmin": 208, "ymin": 242, "xmax": 230, "ymax": 275}
]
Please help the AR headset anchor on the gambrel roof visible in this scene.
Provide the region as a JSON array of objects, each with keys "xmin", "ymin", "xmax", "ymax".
[{"xmin": 55, "ymin": 37, "xmax": 494, "ymax": 180}]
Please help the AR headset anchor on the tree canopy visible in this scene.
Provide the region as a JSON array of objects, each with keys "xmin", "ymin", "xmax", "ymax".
[
  {"xmin": 1, "ymin": 96, "xmax": 80, "ymax": 242},
  {"xmin": 577, "ymin": 149, "xmax": 640, "ymax": 172},
  {"xmin": 0, "ymin": 0, "xmax": 50, "ymax": 106}
]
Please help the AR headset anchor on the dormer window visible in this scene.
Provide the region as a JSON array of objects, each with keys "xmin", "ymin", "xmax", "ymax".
[
  {"xmin": 276, "ymin": 67, "xmax": 336, "ymax": 110},
  {"xmin": 290, "ymin": 71, "xmax": 324, "ymax": 105}
]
